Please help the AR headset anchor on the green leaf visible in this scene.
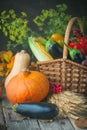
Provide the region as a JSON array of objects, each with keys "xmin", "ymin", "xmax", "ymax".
[
  {"xmin": 9, "ymin": 35, "xmax": 15, "ymax": 41},
  {"xmin": 21, "ymin": 12, "xmax": 27, "ymax": 17},
  {"xmin": 1, "ymin": 10, "xmax": 6, "ymax": 16},
  {"xmin": 33, "ymin": 3, "xmax": 72, "ymax": 38},
  {"xmin": 9, "ymin": 9, "xmax": 15, "ymax": 14},
  {"xmin": 0, "ymin": 9, "xmax": 30, "ymax": 47}
]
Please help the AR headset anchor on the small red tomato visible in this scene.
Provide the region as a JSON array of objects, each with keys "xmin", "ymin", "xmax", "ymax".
[
  {"xmin": 0, "ymin": 87, "xmax": 2, "ymax": 98},
  {"xmin": 69, "ymin": 42, "xmax": 75, "ymax": 48}
]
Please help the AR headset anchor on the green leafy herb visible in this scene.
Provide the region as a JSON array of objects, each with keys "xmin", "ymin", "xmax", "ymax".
[
  {"xmin": 33, "ymin": 4, "xmax": 72, "ymax": 38},
  {"xmin": 0, "ymin": 9, "xmax": 30, "ymax": 45}
]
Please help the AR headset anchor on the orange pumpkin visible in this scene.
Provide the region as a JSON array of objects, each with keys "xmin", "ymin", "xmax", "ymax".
[{"xmin": 6, "ymin": 70, "xmax": 50, "ymax": 104}]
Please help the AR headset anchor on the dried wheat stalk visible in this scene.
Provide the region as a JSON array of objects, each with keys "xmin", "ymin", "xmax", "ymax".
[{"xmin": 47, "ymin": 91, "xmax": 87, "ymax": 119}]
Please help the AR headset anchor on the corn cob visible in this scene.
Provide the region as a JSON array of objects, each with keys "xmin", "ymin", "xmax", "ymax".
[{"xmin": 28, "ymin": 37, "xmax": 53, "ymax": 61}]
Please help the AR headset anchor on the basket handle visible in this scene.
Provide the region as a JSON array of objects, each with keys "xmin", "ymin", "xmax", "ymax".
[{"xmin": 63, "ymin": 17, "xmax": 84, "ymax": 59}]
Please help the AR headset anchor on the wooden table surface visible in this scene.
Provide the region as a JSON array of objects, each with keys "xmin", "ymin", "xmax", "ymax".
[{"xmin": 0, "ymin": 89, "xmax": 87, "ymax": 130}]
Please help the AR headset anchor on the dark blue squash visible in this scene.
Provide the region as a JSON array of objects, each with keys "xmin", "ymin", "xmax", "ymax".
[
  {"xmin": 48, "ymin": 43, "xmax": 63, "ymax": 59},
  {"xmin": 13, "ymin": 102, "xmax": 59, "ymax": 119}
]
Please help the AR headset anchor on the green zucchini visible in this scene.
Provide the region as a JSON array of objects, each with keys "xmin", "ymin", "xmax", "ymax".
[{"xmin": 12, "ymin": 102, "xmax": 59, "ymax": 119}]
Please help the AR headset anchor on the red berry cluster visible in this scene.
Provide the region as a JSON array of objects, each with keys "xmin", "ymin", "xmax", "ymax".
[{"xmin": 51, "ymin": 83, "xmax": 63, "ymax": 93}]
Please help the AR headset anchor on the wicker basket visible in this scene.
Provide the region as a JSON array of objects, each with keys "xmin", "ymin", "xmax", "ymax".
[{"xmin": 37, "ymin": 17, "xmax": 87, "ymax": 95}]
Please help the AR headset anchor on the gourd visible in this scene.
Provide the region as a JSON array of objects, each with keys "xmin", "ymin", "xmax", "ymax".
[
  {"xmin": 6, "ymin": 70, "xmax": 50, "ymax": 104},
  {"xmin": 5, "ymin": 50, "xmax": 30, "ymax": 87},
  {"xmin": 12, "ymin": 102, "xmax": 59, "ymax": 119}
]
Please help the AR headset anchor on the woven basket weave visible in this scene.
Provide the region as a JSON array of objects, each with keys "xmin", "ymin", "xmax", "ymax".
[{"xmin": 37, "ymin": 17, "xmax": 87, "ymax": 95}]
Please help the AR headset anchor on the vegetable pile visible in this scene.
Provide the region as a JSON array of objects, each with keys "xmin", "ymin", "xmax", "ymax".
[
  {"xmin": 28, "ymin": 28, "xmax": 87, "ymax": 65},
  {"xmin": 6, "ymin": 70, "xmax": 50, "ymax": 104},
  {"xmin": 5, "ymin": 50, "xmax": 50, "ymax": 104},
  {"xmin": 0, "ymin": 49, "xmax": 59, "ymax": 120},
  {"xmin": 0, "ymin": 4, "xmax": 87, "ymax": 120}
]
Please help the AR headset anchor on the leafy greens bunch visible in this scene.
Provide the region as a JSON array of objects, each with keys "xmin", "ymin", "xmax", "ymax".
[
  {"xmin": 0, "ymin": 9, "xmax": 30, "ymax": 45},
  {"xmin": 33, "ymin": 4, "xmax": 72, "ymax": 38}
]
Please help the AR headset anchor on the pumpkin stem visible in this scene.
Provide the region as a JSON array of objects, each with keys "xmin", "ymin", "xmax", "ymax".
[
  {"xmin": 12, "ymin": 103, "xmax": 18, "ymax": 112},
  {"xmin": 18, "ymin": 68, "xmax": 30, "ymax": 77},
  {"xmin": 20, "ymin": 50, "xmax": 27, "ymax": 53}
]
